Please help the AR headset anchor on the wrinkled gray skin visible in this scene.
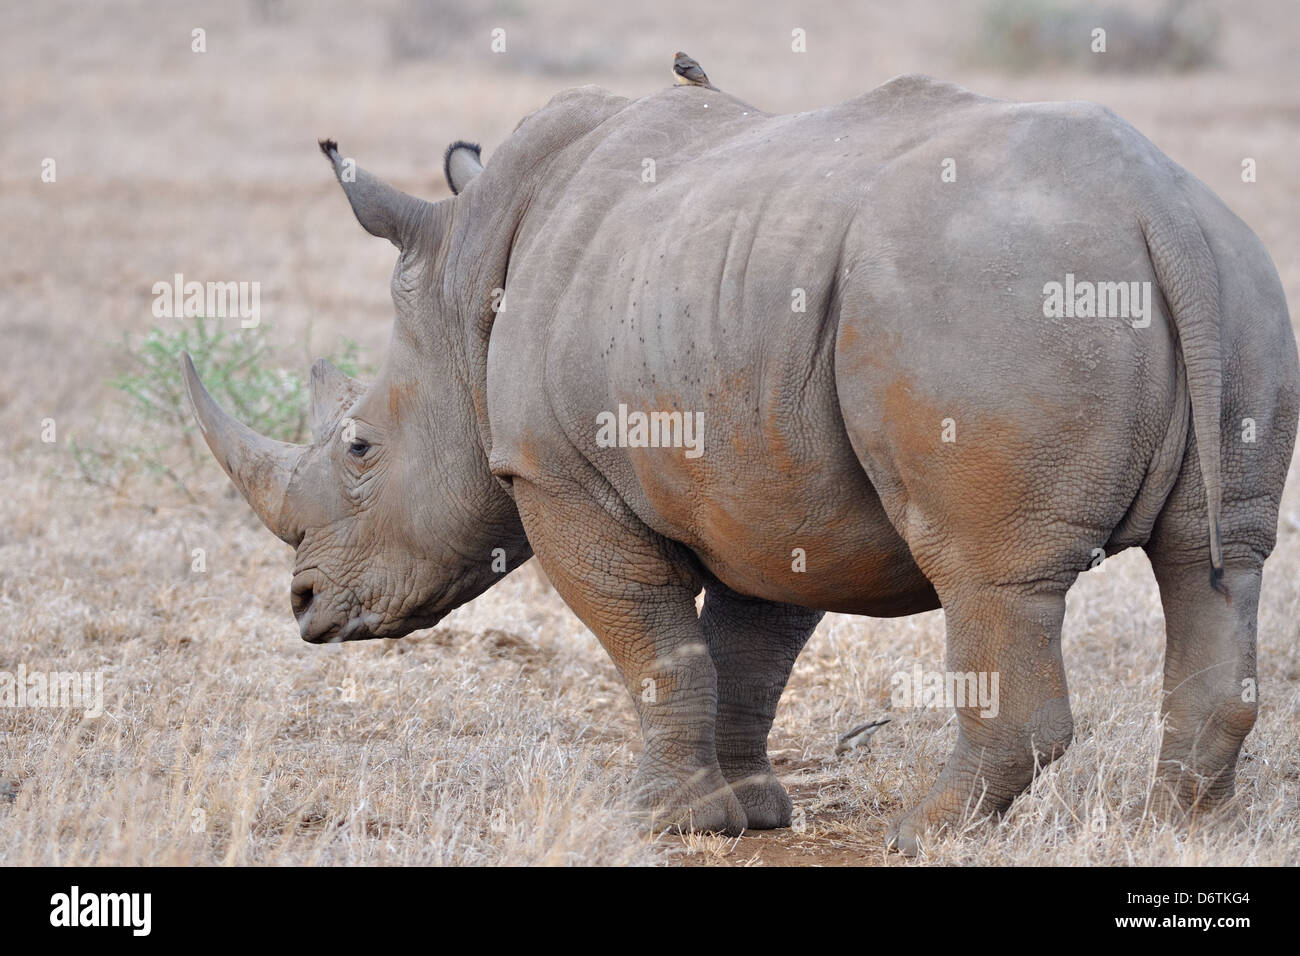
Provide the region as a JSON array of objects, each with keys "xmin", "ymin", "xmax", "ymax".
[{"xmin": 185, "ymin": 75, "xmax": 1299, "ymax": 854}]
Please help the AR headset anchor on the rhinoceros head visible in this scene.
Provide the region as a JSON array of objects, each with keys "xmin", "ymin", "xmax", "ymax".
[{"xmin": 183, "ymin": 140, "xmax": 527, "ymax": 643}]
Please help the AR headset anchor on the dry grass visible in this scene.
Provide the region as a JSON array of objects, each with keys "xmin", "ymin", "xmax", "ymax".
[{"xmin": 1, "ymin": 0, "xmax": 1298, "ymax": 865}]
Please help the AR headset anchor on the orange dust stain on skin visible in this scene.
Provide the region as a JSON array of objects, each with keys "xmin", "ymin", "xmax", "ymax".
[
  {"xmin": 879, "ymin": 377, "xmax": 941, "ymax": 466},
  {"xmin": 837, "ymin": 325, "xmax": 902, "ymax": 376},
  {"xmin": 877, "ymin": 373, "xmax": 1047, "ymax": 582},
  {"xmin": 387, "ymin": 383, "xmax": 416, "ymax": 420},
  {"xmin": 761, "ymin": 407, "xmax": 817, "ymax": 482},
  {"xmin": 517, "ymin": 433, "xmax": 542, "ymax": 475}
]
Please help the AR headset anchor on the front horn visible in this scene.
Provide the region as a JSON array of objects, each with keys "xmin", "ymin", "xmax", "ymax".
[{"xmin": 181, "ymin": 353, "xmax": 306, "ymax": 545}]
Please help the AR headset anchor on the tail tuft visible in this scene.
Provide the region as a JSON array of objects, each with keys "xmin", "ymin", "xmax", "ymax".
[{"xmin": 1209, "ymin": 562, "xmax": 1229, "ymax": 598}]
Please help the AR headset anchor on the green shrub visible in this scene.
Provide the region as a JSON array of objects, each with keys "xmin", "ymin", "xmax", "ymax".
[{"xmin": 72, "ymin": 316, "xmax": 367, "ymax": 499}]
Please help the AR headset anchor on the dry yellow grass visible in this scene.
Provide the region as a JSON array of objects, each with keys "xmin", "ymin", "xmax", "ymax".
[{"xmin": 1, "ymin": 0, "xmax": 1298, "ymax": 865}]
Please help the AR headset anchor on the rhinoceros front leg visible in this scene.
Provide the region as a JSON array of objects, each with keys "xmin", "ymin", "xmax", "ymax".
[
  {"xmin": 889, "ymin": 586, "xmax": 1073, "ymax": 856},
  {"xmin": 512, "ymin": 479, "xmax": 748, "ymax": 835},
  {"xmin": 699, "ymin": 581, "xmax": 822, "ymax": 828}
]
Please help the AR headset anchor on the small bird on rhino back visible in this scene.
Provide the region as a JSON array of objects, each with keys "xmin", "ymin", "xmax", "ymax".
[{"xmin": 673, "ymin": 51, "xmax": 715, "ymax": 90}]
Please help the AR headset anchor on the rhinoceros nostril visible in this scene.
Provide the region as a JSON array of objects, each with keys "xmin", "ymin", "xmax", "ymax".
[{"xmin": 291, "ymin": 580, "xmax": 315, "ymax": 616}]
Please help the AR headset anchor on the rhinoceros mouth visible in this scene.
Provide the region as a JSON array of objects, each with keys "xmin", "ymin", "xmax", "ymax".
[
  {"xmin": 312, "ymin": 617, "xmax": 367, "ymax": 644},
  {"xmin": 290, "ymin": 566, "xmax": 370, "ymax": 642},
  {"xmin": 297, "ymin": 603, "xmax": 446, "ymax": 644},
  {"xmin": 289, "ymin": 565, "xmax": 452, "ymax": 643},
  {"xmin": 300, "ymin": 611, "xmax": 387, "ymax": 644}
]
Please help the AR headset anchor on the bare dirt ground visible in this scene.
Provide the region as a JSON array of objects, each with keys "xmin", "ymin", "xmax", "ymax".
[{"xmin": 1, "ymin": 0, "xmax": 1298, "ymax": 865}]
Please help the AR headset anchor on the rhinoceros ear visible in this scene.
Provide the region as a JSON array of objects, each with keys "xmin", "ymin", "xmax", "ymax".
[
  {"xmin": 310, "ymin": 358, "xmax": 366, "ymax": 443},
  {"xmin": 318, "ymin": 139, "xmax": 434, "ymax": 250},
  {"xmin": 443, "ymin": 141, "xmax": 483, "ymax": 195}
]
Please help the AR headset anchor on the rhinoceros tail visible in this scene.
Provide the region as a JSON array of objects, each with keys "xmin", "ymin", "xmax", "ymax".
[{"xmin": 1140, "ymin": 196, "xmax": 1226, "ymax": 594}]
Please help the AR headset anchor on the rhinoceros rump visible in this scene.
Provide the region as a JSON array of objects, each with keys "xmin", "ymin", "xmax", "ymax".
[{"xmin": 184, "ymin": 75, "xmax": 1299, "ymax": 855}]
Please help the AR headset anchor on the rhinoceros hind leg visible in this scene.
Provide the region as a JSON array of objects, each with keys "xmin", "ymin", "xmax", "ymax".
[
  {"xmin": 699, "ymin": 581, "xmax": 823, "ymax": 828},
  {"xmin": 1145, "ymin": 555, "xmax": 1261, "ymax": 818},
  {"xmin": 512, "ymin": 478, "xmax": 748, "ymax": 836},
  {"xmin": 887, "ymin": 586, "xmax": 1073, "ymax": 856}
]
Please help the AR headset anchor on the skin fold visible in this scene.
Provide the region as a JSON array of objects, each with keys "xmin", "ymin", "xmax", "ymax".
[{"xmin": 185, "ymin": 75, "xmax": 1299, "ymax": 855}]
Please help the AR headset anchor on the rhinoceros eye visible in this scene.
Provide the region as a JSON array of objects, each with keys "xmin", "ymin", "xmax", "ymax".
[{"xmin": 348, "ymin": 439, "xmax": 371, "ymax": 458}]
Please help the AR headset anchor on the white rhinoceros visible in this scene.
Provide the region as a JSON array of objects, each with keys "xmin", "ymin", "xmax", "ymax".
[{"xmin": 183, "ymin": 75, "xmax": 1299, "ymax": 854}]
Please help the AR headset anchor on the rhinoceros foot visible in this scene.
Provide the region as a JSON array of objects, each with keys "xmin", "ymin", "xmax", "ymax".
[
  {"xmin": 632, "ymin": 765, "xmax": 748, "ymax": 836},
  {"xmin": 1150, "ymin": 747, "xmax": 1247, "ymax": 821},
  {"xmin": 726, "ymin": 770, "xmax": 792, "ymax": 830},
  {"xmin": 887, "ymin": 799, "xmax": 957, "ymax": 858},
  {"xmin": 885, "ymin": 745, "xmax": 1038, "ymax": 857}
]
